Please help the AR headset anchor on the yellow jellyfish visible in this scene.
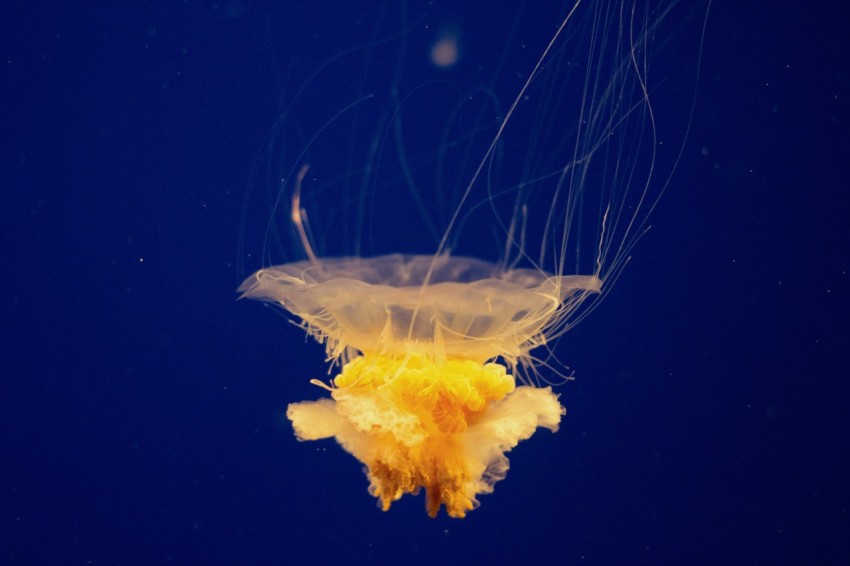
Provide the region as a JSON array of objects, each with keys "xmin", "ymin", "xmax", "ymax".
[
  {"xmin": 238, "ymin": 1, "xmax": 702, "ymax": 518},
  {"xmin": 239, "ymin": 253, "xmax": 596, "ymax": 517}
]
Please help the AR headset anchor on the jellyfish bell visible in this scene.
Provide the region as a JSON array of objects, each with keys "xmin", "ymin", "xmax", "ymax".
[
  {"xmin": 238, "ymin": 254, "xmax": 601, "ymax": 367},
  {"xmin": 238, "ymin": 0, "xmax": 704, "ymax": 517}
]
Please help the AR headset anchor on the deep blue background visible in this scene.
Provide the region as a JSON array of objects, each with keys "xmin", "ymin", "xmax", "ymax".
[{"xmin": 3, "ymin": 1, "xmax": 849, "ymax": 564}]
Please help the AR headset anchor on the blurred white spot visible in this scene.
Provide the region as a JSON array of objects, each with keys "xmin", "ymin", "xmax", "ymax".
[{"xmin": 430, "ymin": 27, "xmax": 460, "ymax": 69}]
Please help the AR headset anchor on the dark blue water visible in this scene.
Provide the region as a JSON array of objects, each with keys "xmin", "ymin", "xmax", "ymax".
[{"xmin": 3, "ymin": 2, "xmax": 848, "ymax": 564}]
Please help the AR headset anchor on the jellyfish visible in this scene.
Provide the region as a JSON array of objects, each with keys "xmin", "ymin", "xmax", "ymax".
[{"xmin": 238, "ymin": 1, "xmax": 703, "ymax": 518}]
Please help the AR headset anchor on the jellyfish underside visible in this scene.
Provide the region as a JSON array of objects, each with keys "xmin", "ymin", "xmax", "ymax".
[{"xmin": 239, "ymin": 255, "xmax": 601, "ymax": 517}]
